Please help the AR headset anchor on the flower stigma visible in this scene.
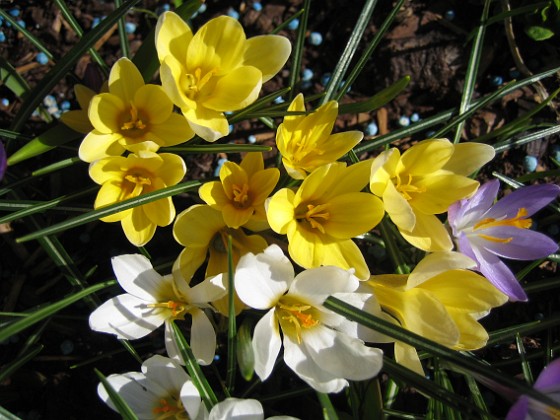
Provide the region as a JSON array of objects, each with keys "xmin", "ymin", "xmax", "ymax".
[
  {"xmin": 152, "ymin": 395, "xmax": 187, "ymax": 419},
  {"xmin": 473, "ymin": 207, "xmax": 532, "ymax": 243},
  {"xmin": 394, "ymin": 173, "xmax": 425, "ymax": 201},
  {"xmin": 232, "ymin": 183, "xmax": 250, "ymax": 207},
  {"xmin": 121, "ymin": 104, "xmax": 147, "ymax": 135},
  {"xmin": 182, "ymin": 68, "xmax": 217, "ymax": 100},
  {"xmin": 147, "ymin": 300, "xmax": 189, "ymax": 318},
  {"xmin": 123, "ymin": 168, "xmax": 153, "ymax": 199},
  {"xmin": 277, "ymin": 297, "xmax": 320, "ymax": 344},
  {"xmin": 296, "ymin": 203, "xmax": 330, "ymax": 233}
]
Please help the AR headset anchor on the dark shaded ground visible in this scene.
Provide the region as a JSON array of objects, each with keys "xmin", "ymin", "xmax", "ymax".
[{"xmin": 1, "ymin": 1, "xmax": 559, "ymax": 418}]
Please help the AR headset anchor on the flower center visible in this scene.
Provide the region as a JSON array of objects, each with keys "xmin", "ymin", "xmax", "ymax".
[
  {"xmin": 148, "ymin": 300, "xmax": 189, "ymax": 318},
  {"xmin": 152, "ymin": 396, "xmax": 188, "ymax": 419},
  {"xmin": 276, "ymin": 297, "xmax": 319, "ymax": 344},
  {"xmin": 121, "ymin": 104, "xmax": 147, "ymax": 136},
  {"xmin": 295, "ymin": 203, "xmax": 330, "ymax": 234},
  {"xmin": 182, "ymin": 67, "xmax": 217, "ymax": 100},
  {"xmin": 232, "ymin": 183, "xmax": 250, "ymax": 208},
  {"xmin": 472, "ymin": 207, "xmax": 532, "ymax": 243},
  {"xmin": 123, "ymin": 168, "xmax": 153, "ymax": 199},
  {"xmin": 394, "ymin": 173, "xmax": 425, "ymax": 201}
]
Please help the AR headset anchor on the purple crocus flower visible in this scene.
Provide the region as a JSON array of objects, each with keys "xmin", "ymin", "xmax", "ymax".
[
  {"xmin": 506, "ymin": 358, "xmax": 560, "ymax": 419},
  {"xmin": 0, "ymin": 141, "xmax": 6, "ymax": 180},
  {"xmin": 448, "ymin": 179, "xmax": 560, "ymax": 302}
]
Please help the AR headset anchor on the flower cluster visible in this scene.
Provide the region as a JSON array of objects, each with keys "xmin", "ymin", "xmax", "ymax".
[{"xmin": 55, "ymin": 9, "xmax": 560, "ymax": 419}]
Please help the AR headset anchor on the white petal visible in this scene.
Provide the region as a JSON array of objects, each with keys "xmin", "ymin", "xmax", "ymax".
[
  {"xmin": 142, "ymin": 354, "xmax": 190, "ymax": 392},
  {"xmin": 283, "ymin": 334, "xmax": 347, "ymax": 393},
  {"xmin": 252, "ymin": 308, "xmax": 282, "ymax": 381},
  {"xmin": 180, "ymin": 274, "xmax": 227, "ymax": 305},
  {"xmin": 288, "ymin": 267, "xmax": 358, "ymax": 306},
  {"xmin": 235, "ymin": 244, "xmax": 293, "ymax": 310},
  {"xmin": 111, "ymin": 254, "xmax": 171, "ymax": 301},
  {"xmin": 89, "ymin": 294, "xmax": 166, "ymax": 339},
  {"xmin": 190, "ymin": 308, "xmax": 217, "ymax": 366},
  {"xmin": 209, "ymin": 398, "xmax": 264, "ymax": 420},
  {"xmin": 302, "ymin": 326, "xmax": 383, "ymax": 381},
  {"xmin": 164, "ymin": 321, "xmax": 183, "ymax": 364},
  {"xmin": 180, "ymin": 380, "xmax": 203, "ymax": 420},
  {"xmin": 98, "ymin": 372, "xmax": 157, "ymax": 417}
]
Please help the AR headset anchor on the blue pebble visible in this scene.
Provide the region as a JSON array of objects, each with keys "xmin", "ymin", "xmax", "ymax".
[
  {"xmin": 9, "ymin": 8, "xmax": 20, "ymax": 17},
  {"xmin": 490, "ymin": 75, "xmax": 503, "ymax": 86},
  {"xmin": 36, "ymin": 52, "xmax": 49, "ymax": 65},
  {"xmin": 248, "ymin": 135, "xmax": 257, "ymax": 144},
  {"xmin": 125, "ymin": 22, "xmax": 137, "ymax": 34},
  {"xmin": 229, "ymin": 124, "xmax": 234, "ymax": 133},
  {"xmin": 0, "ymin": 31, "xmax": 5, "ymax": 43},
  {"xmin": 43, "ymin": 95, "xmax": 57, "ymax": 107},
  {"xmin": 398, "ymin": 115, "xmax": 410, "ymax": 127},
  {"xmin": 410, "ymin": 112, "xmax": 420, "ymax": 123},
  {"xmin": 320, "ymin": 73, "xmax": 331, "ymax": 86},
  {"xmin": 47, "ymin": 105, "xmax": 60, "ymax": 116},
  {"xmin": 227, "ymin": 8, "xmax": 240, "ymax": 20},
  {"xmin": 301, "ymin": 68, "xmax": 313, "ymax": 81},
  {"xmin": 365, "ymin": 121, "xmax": 378, "ymax": 136},
  {"xmin": 1, "ymin": 98, "xmax": 9, "ymax": 107},
  {"xmin": 309, "ymin": 31, "xmax": 323, "ymax": 46},
  {"xmin": 197, "ymin": 4, "xmax": 207, "ymax": 13},
  {"xmin": 252, "ymin": 2, "xmax": 263, "ymax": 11},
  {"xmin": 273, "ymin": 96, "xmax": 285, "ymax": 104},
  {"xmin": 60, "ymin": 339, "xmax": 74, "ymax": 355},
  {"xmin": 156, "ymin": 4, "xmax": 171, "ymax": 15},
  {"xmin": 523, "ymin": 155, "xmax": 538, "ymax": 172},
  {"xmin": 444, "ymin": 10, "xmax": 455, "ymax": 20},
  {"xmin": 60, "ymin": 100, "xmax": 71, "ymax": 111},
  {"xmin": 287, "ymin": 18, "xmax": 299, "ymax": 30},
  {"xmin": 16, "ymin": 19, "xmax": 25, "ymax": 28},
  {"xmin": 214, "ymin": 158, "xmax": 228, "ymax": 177},
  {"xmin": 92, "ymin": 17, "xmax": 101, "ymax": 28}
]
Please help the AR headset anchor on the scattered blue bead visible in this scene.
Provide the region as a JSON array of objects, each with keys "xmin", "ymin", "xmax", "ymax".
[
  {"xmin": 248, "ymin": 135, "xmax": 257, "ymax": 144},
  {"xmin": 398, "ymin": 115, "xmax": 410, "ymax": 127},
  {"xmin": 301, "ymin": 68, "xmax": 313, "ymax": 81},
  {"xmin": 197, "ymin": 4, "xmax": 207, "ymax": 13},
  {"xmin": 1, "ymin": 98, "xmax": 9, "ymax": 107},
  {"xmin": 444, "ymin": 10, "xmax": 455, "ymax": 21},
  {"xmin": 308, "ymin": 31, "xmax": 323, "ymax": 46},
  {"xmin": 60, "ymin": 339, "xmax": 74, "ymax": 355},
  {"xmin": 43, "ymin": 95, "xmax": 57, "ymax": 107},
  {"xmin": 36, "ymin": 52, "xmax": 49, "ymax": 65},
  {"xmin": 252, "ymin": 2, "xmax": 263, "ymax": 11},
  {"xmin": 229, "ymin": 124, "xmax": 234, "ymax": 133},
  {"xmin": 214, "ymin": 354, "xmax": 221, "ymax": 361},
  {"xmin": 490, "ymin": 75, "xmax": 503, "ymax": 86},
  {"xmin": 523, "ymin": 155, "xmax": 538, "ymax": 172},
  {"xmin": 214, "ymin": 158, "xmax": 228, "ymax": 177},
  {"xmin": 287, "ymin": 18, "xmax": 299, "ymax": 30},
  {"xmin": 92, "ymin": 17, "xmax": 101, "ymax": 28},
  {"xmin": 410, "ymin": 112, "xmax": 420, "ymax": 123},
  {"xmin": 16, "ymin": 19, "xmax": 26, "ymax": 28},
  {"xmin": 125, "ymin": 22, "xmax": 137, "ymax": 34},
  {"xmin": 47, "ymin": 106, "xmax": 60, "ymax": 116},
  {"xmin": 320, "ymin": 73, "xmax": 331, "ymax": 86},
  {"xmin": 9, "ymin": 8, "xmax": 20, "ymax": 17},
  {"xmin": 365, "ymin": 121, "xmax": 378, "ymax": 136},
  {"xmin": 0, "ymin": 31, "xmax": 5, "ymax": 43},
  {"xmin": 60, "ymin": 100, "xmax": 71, "ymax": 111},
  {"xmin": 227, "ymin": 8, "xmax": 240, "ymax": 20},
  {"xmin": 156, "ymin": 4, "xmax": 171, "ymax": 15},
  {"xmin": 273, "ymin": 96, "xmax": 285, "ymax": 104}
]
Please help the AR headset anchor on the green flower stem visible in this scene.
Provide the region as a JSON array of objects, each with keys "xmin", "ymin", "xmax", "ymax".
[
  {"xmin": 378, "ymin": 218, "xmax": 410, "ymax": 274},
  {"xmin": 226, "ymin": 235, "xmax": 237, "ymax": 392}
]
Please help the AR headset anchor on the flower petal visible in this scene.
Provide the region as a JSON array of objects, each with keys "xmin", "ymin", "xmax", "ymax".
[
  {"xmin": 183, "ymin": 106, "xmax": 229, "ymax": 142},
  {"xmin": 442, "ymin": 142, "xmax": 495, "ymax": 176},
  {"xmin": 252, "ymin": 308, "xmax": 282, "ymax": 381},
  {"xmin": 484, "ymin": 183, "xmax": 560, "ymax": 220},
  {"xmin": 143, "ymin": 196, "xmax": 175, "ymax": 227},
  {"xmin": 394, "ymin": 341, "xmax": 424, "ymax": 376},
  {"xmin": 407, "ymin": 251, "xmax": 477, "ymax": 289},
  {"xmin": 412, "ymin": 173, "xmax": 479, "ymax": 214},
  {"xmin": 267, "ymin": 188, "xmax": 296, "ymax": 234},
  {"xmin": 399, "ymin": 139, "xmax": 454, "ymax": 175},
  {"xmin": 173, "ymin": 205, "xmax": 224, "ymax": 247},
  {"xmin": 202, "ymin": 66, "xmax": 262, "ymax": 111},
  {"xmin": 289, "ymin": 266, "xmax": 358, "ymax": 306},
  {"xmin": 142, "ymin": 354, "xmax": 190, "ymax": 391},
  {"xmin": 534, "ymin": 358, "xmax": 560, "ymax": 391},
  {"xmin": 243, "ymin": 34, "xmax": 291, "ymax": 82},
  {"xmin": 121, "ymin": 209, "xmax": 157, "ymax": 247},
  {"xmin": 477, "ymin": 226, "xmax": 558, "ymax": 260},
  {"xmin": 79, "ymin": 131, "xmax": 125, "ymax": 163},
  {"xmin": 88, "ymin": 93, "xmax": 126, "ymax": 133},
  {"xmin": 209, "ymin": 398, "xmax": 264, "ymax": 420},
  {"xmin": 399, "ymin": 212, "xmax": 453, "ymax": 252},
  {"xmin": 448, "ymin": 179, "xmax": 499, "ymax": 233},
  {"xmin": 180, "ymin": 274, "xmax": 226, "ymax": 305},
  {"xmin": 109, "ymin": 58, "xmax": 145, "ymax": 104},
  {"xmin": 189, "ymin": 308, "xmax": 217, "ymax": 366},
  {"xmin": 98, "ymin": 371, "xmax": 156, "ymax": 416},
  {"xmin": 383, "ymin": 179, "xmax": 416, "ymax": 232},
  {"xmin": 156, "ymin": 11, "xmax": 192, "ymax": 63},
  {"xmin": 180, "ymin": 380, "xmax": 203, "ymax": 420},
  {"xmin": 325, "ymin": 192, "xmax": 384, "ymax": 239},
  {"xmin": 149, "ymin": 112, "xmax": 195, "ymax": 146},
  {"xmin": 111, "ymin": 254, "xmax": 170, "ymax": 300},
  {"xmin": 447, "ymin": 307, "xmax": 491, "ymax": 350}
]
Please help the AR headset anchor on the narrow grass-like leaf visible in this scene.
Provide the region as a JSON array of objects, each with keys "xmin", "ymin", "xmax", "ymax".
[
  {"xmin": 114, "ymin": 0, "xmax": 130, "ymax": 58},
  {"xmin": 10, "ymin": 0, "xmax": 142, "ymax": 132},
  {"xmin": 95, "ymin": 368, "xmax": 139, "ymax": 420},
  {"xmin": 465, "ymin": 374, "xmax": 491, "ymax": 420},
  {"xmin": 32, "ymin": 157, "xmax": 83, "ymax": 177},
  {"xmin": 488, "ymin": 314, "xmax": 560, "ymax": 346},
  {"xmin": 0, "ymin": 280, "xmax": 115, "ymax": 342},
  {"xmin": 321, "ymin": 0, "xmax": 378, "ymax": 104},
  {"xmin": 379, "ymin": 218, "xmax": 411, "ymax": 274},
  {"xmin": 228, "ymin": 87, "xmax": 292, "ymax": 123},
  {"xmin": 515, "ymin": 168, "xmax": 560, "ymax": 183},
  {"xmin": 0, "ymin": 9, "xmax": 53, "ymax": 61},
  {"xmin": 515, "ymin": 333, "xmax": 535, "ymax": 385},
  {"xmin": 271, "ymin": 9, "xmax": 305, "ymax": 34},
  {"xmin": 434, "ymin": 363, "xmax": 462, "ymax": 420},
  {"xmin": 493, "ymin": 124, "xmax": 560, "ymax": 154},
  {"xmin": 169, "ymin": 321, "xmax": 218, "ymax": 410},
  {"xmin": 323, "ymin": 296, "xmax": 560, "ymax": 411},
  {"xmin": 16, "ymin": 180, "xmax": 201, "ymax": 243},
  {"xmin": 287, "ymin": 0, "xmax": 310, "ymax": 102},
  {"xmin": 0, "ymin": 129, "xmax": 32, "ymax": 142},
  {"xmin": 0, "ymin": 56, "xmax": 30, "ymax": 98},
  {"xmin": 0, "ymin": 344, "xmax": 43, "ymax": 384},
  {"xmin": 339, "ymin": 76, "xmax": 410, "ymax": 115},
  {"xmin": 226, "ymin": 234, "xmax": 237, "ymax": 392},
  {"xmin": 316, "ymin": 392, "xmax": 339, "ymax": 420},
  {"xmin": 0, "ymin": 405, "xmax": 22, "ymax": 420}
]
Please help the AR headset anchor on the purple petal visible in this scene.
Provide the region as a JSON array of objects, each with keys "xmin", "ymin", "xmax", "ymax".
[
  {"xmin": 0, "ymin": 141, "xmax": 6, "ymax": 181},
  {"xmin": 506, "ymin": 396, "xmax": 529, "ymax": 420},
  {"xmin": 535, "ymin": 358, "xmax": 560, "ymax": 391},
  {"xmin": 485, "ymin": 184, "xmax": 560, "ymax": 220},
  {"xmin": 471, "ymin": 244, "xmax": 528, "ymax": 302},
  {"xmin": 457, "ymin": 232, "xmax": 479, "ymax": 267},
  {"xmin": 448, "ymin": 180, "xmax": 500, "ymax": 232},
  {"xmin": 478, "ymin": 227, "xmax": 558, "ymax": 260}
]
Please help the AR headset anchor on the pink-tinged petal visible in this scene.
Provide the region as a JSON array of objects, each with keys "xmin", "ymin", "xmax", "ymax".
[
  {"xmin": 189, "ymin": 308, "xmax": 217, "ymax": 366},
  {"xmin": 477, "ymin": 226, "xmax": 558, "ymax": 260},
  {"xmin": 301, "ymin": 326, "xmax": 383, "ymax": 381},
  {"xmin": 535, "ymin": 358, "xmax": 560, "ymax": 391},
  {"xmin": 448, "ymin": 180, "xmax": 500, "ymax": 233},
  {"xmin": 485, "ymin": 183, "xmax": 560, "ymax": 220},
  {"xmin": 111, "ymin": 254, "xmax": 172, "ymax": 301},
  {"xmin": 235, "ymin": 244, "xmax": 293, "ymax": 309},
  {"xmin": 89, "ymin": 294, "xmax": 166, "ymax": 339},
  {"xmin": 470, "ymin": 244, "xmax": 528, "ymax": 302},
  {"xmin": 252, "ymin": 308, "xmax": 282, "ymax": 381},
  {"xmin": 282, "ymin": 334, "xmax": 348, "ymax": 393},
  {"xmin": 288, "ymin": 266, "xmax": 358, "ymax": 306}
]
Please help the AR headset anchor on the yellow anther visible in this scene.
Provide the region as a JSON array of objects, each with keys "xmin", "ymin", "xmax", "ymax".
[
  {"xmin": 395, "ymin": 173, "xmax": 425, "ymax": 200},
  {"xmin": 296, "ymin": 203, "xmax": 330, "ymax": 234},
  {"xmin": 232, "ymin": 183, "xmax": 250, "ymax": 207},
  {"xmin": 121, "ymin": 104, "xmax": 146, "ymax": 132},
  {"xmin": 277, "ymin": 301, "xmax": 319, "ymax": 344}
]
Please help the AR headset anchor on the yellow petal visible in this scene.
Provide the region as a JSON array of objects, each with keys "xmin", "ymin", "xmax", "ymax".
[
  {"xmin": 222, "ymin": 204, "xmax": 254, "ymax": 229},
  {"xmin": 266, "ymin": 188, "xmax": 296, "ymax": 234},
  {"xmin": 121, "ymin": 209, "xmax": 157, "ymax": 247},
  {"xmin": 175, "ymin": 247, "xmax": 208, "ymax": 284},
  {"xmin": 60, "ymin": 110, "xmax": 92, "ymax": 134},
  {"xmin": 95, "ymin": 182, "xmax": 130, "ymax": 222},
  {"xmin": 88, "ymin": 155, "xmax": 126, "ymax": 184},
  {"xmin": 173, "ymin": 205, "xmax": 225, "ymax": 247},
  {"xmin": 406, "ymin": 252, "xmax": 476, "ymax": 289},
  {"xmin": 443, "ymin": 142, "xmax": 495, "ymax": 176},
  {"xmin": 202, "ymin": 66, "xmax": 262, "ymax": 111},
  {"xmin": 411, "ymin": 172, "xmax": 479, "ymax": 214},
  {"xmin": 243, "ymin": 34, "xmax": 291, "ymax": 82},
  {"xmin": 199, "ymin": 181, "xmax": 230, "ymax": 207},
  {"xmin": 109, "ymin": 58, "xmax": 144, "ymax": 104},
  {"xmin": 394, "ymin": 341, "xmax": 425, "ymax": 376},
  {"xmin": 383, "ymin": 180, "xmax": 416, "ymax": 232},
  {"xmin": 398, "ymin": 139, "xmax": 454, "ymax": 175},
  {"xmin": 321, "ymin": 239, "xmax": 370, "ymax": 280},
  {"xmin": 324, "ymin": 193, "xmax": 384, "ymax": 239},
  {"xmin": 249, "ymin": 168, "xmax": 279, "ymax": 204},
  {"xmin": 299, "ymin": 131, "xmax": 363, "ymax": 169},
  {"xmin": 149, "ymin": 113, "xmax": 195, "ymax": 147},
  {"xmin": 370, "ymin": 148, "xmax": 400, "ymax": 196},
  {"xmin": 240, "ymin": 152, "xmax": 264, "ymax": 176},
  {"xmin": 79, "ymin": 131, "xmax": 125, "ymax": 163},
  {"xmin": 287, "ymin": 222, "xmax": 323, "ymax": 269},
  {"xmin": 447, "ymin": 309, "xmax": 490, "ymax": 350},
  {"xmin": 159, "ymin": 56, "xmax": 190, "ymax": 110},
  {"xmin": 220, "ymin": 161, "xmax": 248, "ymax": 200},
  {"xmin": 399, "ymin": 212, "xmax": 453, "ymax": 252},
  {"xmin": 75, "ymin": 84, "xmax": 96, "ymax": 109},
  {"xmin": 282, "ymin": 93, "xmax": 306, "ymax": 130},
  {"xmin": 133, "ymin": 84, "xmax": 173, "ymax": 125},
  {"xmin": 88, "ymin": 93, "xmax": 125, "ymax": 133},
  {"xmin": 155, "ymin": 11, "xmax": 192, "ymax": 63},
  {"xmin": 183, "ymin": 106, "xmax": 229, "ymax": 142},
  {"xmin": 158, "ymin": 153, "xmax": 187, "ymax": 186},
  {"xmin": 143, "ymin": 196, "xmax": 175, "ymax": 227}
]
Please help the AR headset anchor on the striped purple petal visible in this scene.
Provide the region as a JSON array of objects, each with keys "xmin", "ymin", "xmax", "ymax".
[
  {"xmin": 448, "ymin": 180, "xmax": 499, "ymax": 232},
  {"xmin": 484, "ymin": 184, "xmax": 560, "ymax": 220},
  {"xmin": 535, "ymin": 358, "xmax": 560, "ymax": 391},
  {"xmin": 478, "ymin": 226, "xmax": 559, "ymax": 260}
]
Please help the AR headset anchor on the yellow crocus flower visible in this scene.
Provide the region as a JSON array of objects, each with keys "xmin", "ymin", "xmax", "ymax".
[
  {"xmin": 267, "ymin": 161, "xmax": 384, "ymax": 279},
  {"xmin": 199, "ymin": 152, "xmax": 279, "ymax": 229},
  {"xmin": 277, "ymin": 93, "xmax": 364, "ymax": 179},
  {"xmin": 90, "ymin": 151, "xmax": 186, "ymax": 247},
  {"xmin": 367, "ymin": 252, "xmax": 508, "ymax": 375},
  {"xmin": 370, "ymin": 138, "xmax": 495, "ymax": 252},
  {"xmin": 155, "ymin": 12, "xmax": 291, "ymax": 142},
  {"xmin": 60, "ymin": 84, "xmax": 97, "ymax": 134}
]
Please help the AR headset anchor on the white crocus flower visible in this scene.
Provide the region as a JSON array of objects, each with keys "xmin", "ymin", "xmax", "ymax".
[
  {"xmin": 98, "ymin": 355, "xmax": 207, "ymax": 419},
  {"xmin": 209, "ymin": 397, "xmax": 299, "ymax": 420},
  {"xmin": 234, "ymin": 244, "xmax": 384, "ymax": 393},
  {"xmin": 89, "ymin": 254, "xmax": 226, "ymax": 365}
]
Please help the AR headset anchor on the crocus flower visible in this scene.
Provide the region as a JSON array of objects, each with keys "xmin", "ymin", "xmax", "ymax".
[
  {"xmin": 276, "ymin": 93, "xmax": 364, "ymax": 179},
  {"xmin": 366, "ymin": 251, "xmax": 508, "ymax": 375},
  {"xmin": 98, "ymin": 354, "xmax": 207, "ymax": 419},
  {"xmin": 235, "ymin": 244, "xmax": 384, "ymax": 393},
  {"xmin": 506, "ymin": 358, "xmax": 560, "ymax": 419},
  {"xmin": 199, "ymin": 152, "xmax": 279, "ymax": 229},
  {"xmin": 79, "ymin": 57, "xmax": 194, "ymax": 162},
  {"xmin": 267, "ymin": 160, "xmax": 384, "ymax": 279},
  {"xmin": 173, "ymin": 204, "xmax": 268, "ymax": 315},
  {"xmin": 155, "ymin": 12, "xmax": 291, "ymax": 142},
  {"xmin": 59, "ymin": 84, "xmax": 98, "ymax": 133},
  {"xmin": 209, "ymin": 398, "xmax": 300, "ymax": 420},
  {"xmin": 89, "ymin": 151, "xmax": 186, "ymax": 247},
  {"xmin": 370, "ymin": 139, "xmax": 495, "ymax": 252},
  {"xmin": 448, "ymin": 179, "xmax": 560, "ymax": 302},
  {"xmin": 89, "ymin": 254, "xmax": 226, "ymax": 365}
]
